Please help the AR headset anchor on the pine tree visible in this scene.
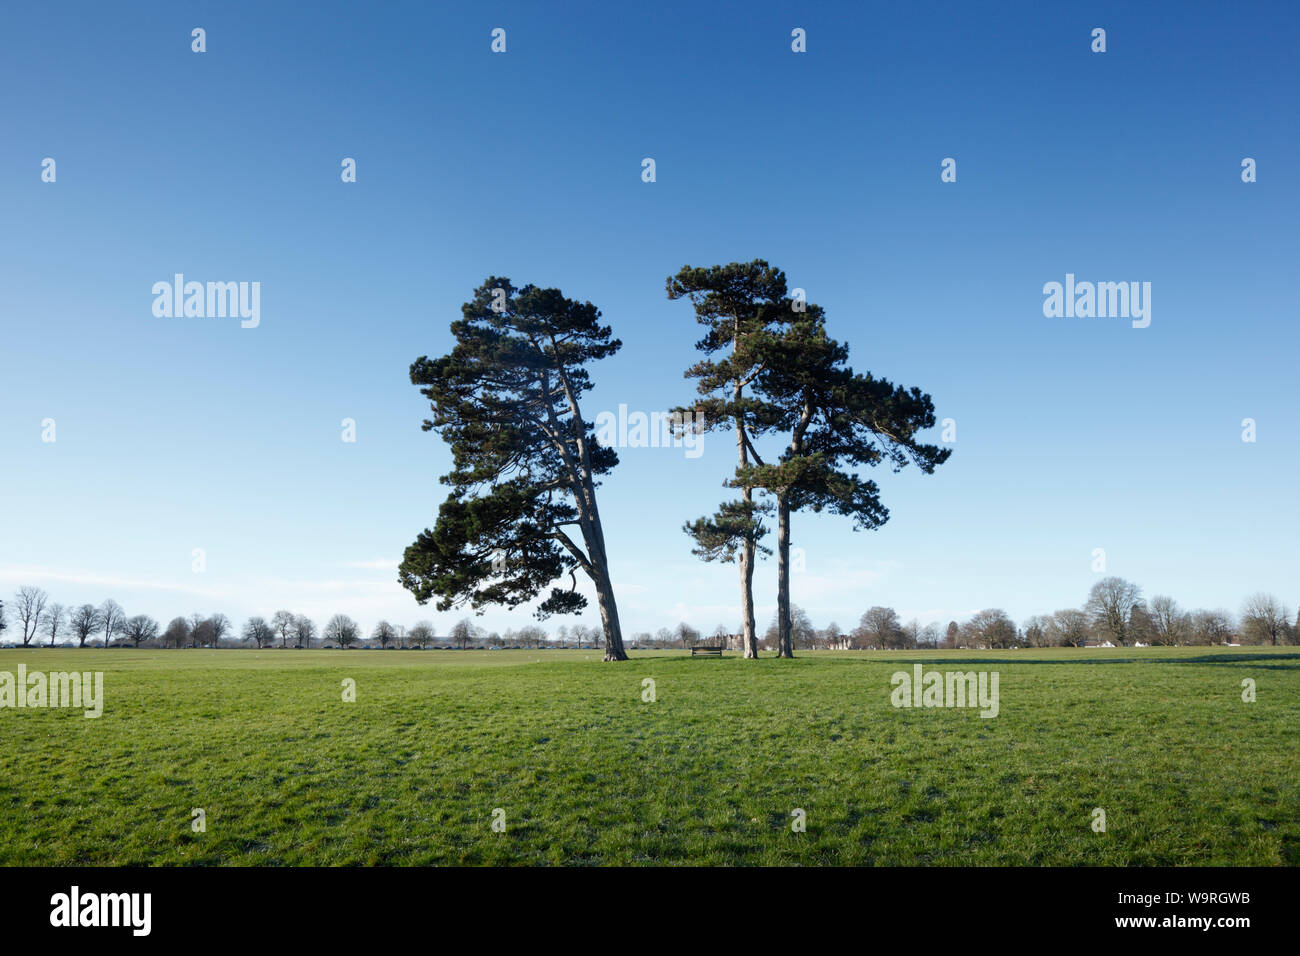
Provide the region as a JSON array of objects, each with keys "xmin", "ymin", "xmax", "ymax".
[
  {"xmin": 668, "ymin": 261, "xmax": 789, "ymax": 658},
  {"xmin": 745, "ymin": 297, "xmax": 951, "ymax": 657},
  {"xmin": 399, "ymin": 278, "xmax": 629, "ymax": 661}
]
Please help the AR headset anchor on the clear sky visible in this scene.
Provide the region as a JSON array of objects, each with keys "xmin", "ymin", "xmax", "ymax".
[{"xmin": 2, "ymin": 1, "xmax": 1297, "ymax": 642}]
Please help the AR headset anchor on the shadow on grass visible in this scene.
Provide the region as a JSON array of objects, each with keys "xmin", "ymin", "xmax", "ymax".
[
  {"xmin": 652, "ymin": 652, "xmax": 1300, "ymax": 670},
  {"xmin": 899, "ymin": 653, "xmax": 1300, "ymax": 670}
]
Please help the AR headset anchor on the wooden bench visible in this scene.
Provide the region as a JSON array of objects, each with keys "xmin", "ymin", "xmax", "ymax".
[{"xmin": 690, "ymin": 645, "xmax": 724, "ymax": 657}]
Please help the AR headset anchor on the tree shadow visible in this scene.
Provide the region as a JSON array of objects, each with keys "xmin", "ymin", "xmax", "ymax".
[{"xmin": 843, "ymin": 652, "xmax": 1300, "ymax": 670}]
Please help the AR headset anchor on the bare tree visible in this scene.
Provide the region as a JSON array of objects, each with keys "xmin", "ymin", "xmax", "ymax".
[
  {"xmin": 13, "ymin": 587, "xmax": 49, "ymax": 647},
  {"xmin": 1047, "ymin": 608, "xmax": 1091, "ymax": 647},
  {"xmin": 271, "ymin": 610, "xmax": 296, "ymax": 648},
  {"xmin": 1084, "ymin": 577, "xmax": 1143, "ymax": 646},
  {"xmin": 42, "ymin": 603, "xmax": 67, "ymax": 647},
  {"xmin": 122, "ymin": 615, "xmax": 159, "ymax": 647},
  {"xmin": 206, "ymin": 614, "xmax": 232, "ymax": 648},
  {"xmin": 790, "ymin": 607, "xmax": 817, "ymax": 650},
  {"xmin": 69, "ymin": 604, "xmax": 102, "ymax": 648},
  {"xmin": 962, "ymin": 609, "xmax": 1018, "ymax": 649},
  {"xmin": 1240, "ymin": 593, "xmax": 1292, "ymax": 646},
  {"xmin": 294, "ymin": 615, "xmax": 317, "ymax": 648},
  {"xmin": 1189, "ymin": 609, "xmax": 1235, "ymax": 645},
  {"xmin": 242, "ymin": 616, "xmax": 275, "ymax": 648},
  {"xmin": 408, "ymin": 620, "xmax": 434, "ymax": 648},
  {"xmin": 1022, "ymin": 614, "xmax": 1051, "ymax": 647},
  {"xmin": 516, "ymin": 624, "xmax": 546, "ymax": 648},
  {"xmin": 853, "ymin": 606, "xmax": 902, "ymax": 649},
  {"xmin": 1148, "ymin": 595, "xmax": 1189, "ymax": 646},
  {"xmin": 99, "ymin": 599, "xmax": 126, "ymax": 647},
  {"xmin": 372, "ymin": 620, "xmax": 397, "ymax": 648},
  {"xmin": 324, "ymin": 614, "xmax": 360, "ymax": 648},
  {"xmin": 161, "ymin": 616, "xmax": 191, "ymax": 649},
  {"xmin": 449, "ymin": 618, "xmax": 477, "ymax": 650}
]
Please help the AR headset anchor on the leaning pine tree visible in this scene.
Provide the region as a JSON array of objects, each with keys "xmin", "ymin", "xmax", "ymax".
[
  {"xmin": 398, "ymin": 278, "xmax": 629, "ymax": 661},
  {"xmin": 667, "ymin": 261, "xmax": 789, "ymax": 659},
  {"xmin": 746, "ymin": 298, "xmax": 952, "ymax": 658}
]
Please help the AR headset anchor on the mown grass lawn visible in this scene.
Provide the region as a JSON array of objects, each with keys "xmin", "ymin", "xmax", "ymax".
[{"xmin": 0, "ymin": 646, "xmax": 1296, "ymax": 866}]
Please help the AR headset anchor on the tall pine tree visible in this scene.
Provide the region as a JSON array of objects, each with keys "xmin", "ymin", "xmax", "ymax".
[
  {"xmin": 399, "ymin": 278, "xmax": 629, "ymax": 661},
  {"xmin": 744, "ymin": 297, "xmax": 952, "ymax": 657},
  {"xmin": 668, "ymin": 261, "xmax": 789, "ymax": 658}
]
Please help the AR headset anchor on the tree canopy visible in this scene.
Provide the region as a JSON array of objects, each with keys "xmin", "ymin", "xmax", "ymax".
[{"xmin": 399, "ymin": 278, "xmax": 629, "ymax": 660}]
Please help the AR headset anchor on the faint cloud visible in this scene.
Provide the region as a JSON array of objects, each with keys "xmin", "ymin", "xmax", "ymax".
[
  {"xmin": 899, "ymin": 608, "xmax": 981, "ymax": 625},
  {"xmin": 0, "ymin": 565, "xmax": 225, "ymax": 599},
  {"xmin": 791, "ymin": 559, "xmax": 900, "ymax": 601},
  {"xmin": 338, "ymin": 558, "xmax": 400, "ymax": 571},
  {"xmin": 611, "ymin": 580, "xmax": 650, "ymax": 596}
]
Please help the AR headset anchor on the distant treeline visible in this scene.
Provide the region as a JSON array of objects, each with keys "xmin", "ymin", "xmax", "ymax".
[
  {"xmin": 0, "ymin": 589, "xmax": 594, "ymax": 650},
  {"xmin": 708, "ymin": 577, "xmax": 1296, "ymax": 651},
  {"xmin": 2, "ymin": 577, "xmax": 1296, "ymax": 651}
]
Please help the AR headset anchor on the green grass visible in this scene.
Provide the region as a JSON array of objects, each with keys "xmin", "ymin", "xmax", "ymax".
[{"xmin": 1, "ymin": 646, "xmax": 1296, "ymax": 865}]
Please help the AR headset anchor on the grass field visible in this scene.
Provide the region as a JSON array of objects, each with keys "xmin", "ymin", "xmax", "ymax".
[{"xmin": 1, "ymin": 646, "xmax": 1296, "ymax": 866}]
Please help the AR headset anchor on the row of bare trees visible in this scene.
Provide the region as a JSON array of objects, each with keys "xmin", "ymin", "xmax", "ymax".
[
  {"xmin": 1065, "ymin": 578, "xmax": 1296, "ymax": 648},
  {"xmin": 0, "ymin": 589, "xmax": 591, "ymax": 651},
  {"xmin": 743, "ymin": 578, "xmax": 1298, "ymax": 651},
  {"xmin": 0, "ymin": 589, "xmax": 242, "ymax": 649},
  {"xmin": 0, "ymin": 588, "xmax": 347, "ymax": 650},
  {"xmin": 3, "ymin": 588, "xmax": 137, "ymax": 648},
  {"xmin": 5, "ymin": 578, "xmax": 1295, "ymax": 652},
  {"xmin": 629, "ymin": 578, "xmax": 1298, "ymax": 652}
]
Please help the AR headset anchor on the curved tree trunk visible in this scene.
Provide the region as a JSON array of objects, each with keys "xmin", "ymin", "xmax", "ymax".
[
  {"xmin": 579, "ymin": 475, "xmax": 628, "ymax": 662},
  {"xmin": 593, "ymin": 564, "xmax": 627, "ymax": 661}
]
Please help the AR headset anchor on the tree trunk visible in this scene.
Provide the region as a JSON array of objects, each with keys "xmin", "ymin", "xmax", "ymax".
[
  {"xmin": 735, "ymin": 373, "xmax": 759, "ymax": 659},
  {"xmin": 547, "ymin": 364, "xmax": 627, "ymax": 661},
  {"xmin": 739, "ymin": 488, "xmax": 759, "ymax": 659},
  {"xmin": 579, "ymin": 481, "xmax": 628, "ymax": 662},
  {"xmin": 776, "ymin": 400, "xmax": 812, "ymax": 659},
  {"xmin": 558, "ymin": 406, "xmax": 628, "ymax": 661},
  {"xmin": 740, "ymin": 539, "xmax": 758, "ymax": 658},
  {"xmin": 776, "ymin": 491, "xmax": 793, "ymax": 658},
  {"xmin": 593, "ymin": 562, "xmax": 627, "ymax": 661}
]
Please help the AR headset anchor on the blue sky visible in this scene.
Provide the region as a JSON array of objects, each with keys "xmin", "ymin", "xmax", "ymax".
[{"xmin": 2, "ymin": 1, "xmax": 1297, "ymax": 641}]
